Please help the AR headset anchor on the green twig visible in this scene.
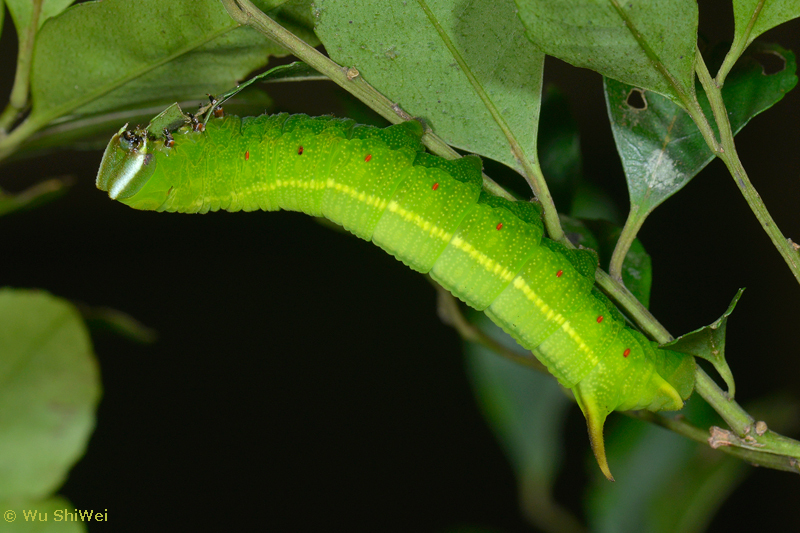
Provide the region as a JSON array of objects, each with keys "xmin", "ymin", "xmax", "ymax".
[
  {"xmin": 0, "ymin": 0, "xmax": 43, "ymax": 133},
  {"xmin": 694, "ymin": 368, "xmax": 753, "ymax": 435},
  {"xmin": 715, "ymin": 0, "xmax": 766, "ymax": 86},
  {"xmin": 607, "ymin": 206, "xmax": 646, "ymax": 282},
  {"xmin": 629, "ymin": 410, "xmax": 799, "ymax": 474},
  {"xmin": 696, "ymin": 47, "xmax": 800, "ymax": 285}
]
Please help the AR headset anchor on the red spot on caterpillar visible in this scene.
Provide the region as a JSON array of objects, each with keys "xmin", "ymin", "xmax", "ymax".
[
  {"xmin": 597, "ymin": 315, "xmax": 604, "ymax": 323},
  {"xmin": 365, "ymin": 154, "xmax": 372, "ymax": 162},
  {"xmin": 556, "ymin": 270, "xmax": 563, "ymax": 277},
  {"xmin": 496, "ymin": 223, "xmax": 503, "ymax": 230},
  {"xmin": 432, "ymin": 183, "xmax": 439, "ymax": 191},
  {"xmin": 164, "ymin": 138, "xmax": 174, "ymax": 148},
  {"xmin": 623, "ymin": 348, "xmax": 631, "ymax": 358},
  {"xmin": 297, "ymin": 146, "xmax": 304, "ymax": 155},
  {"xmin": 245, "ymin": 151, "xmax": 250, "ymax": 160},
  {"xmin": 214, "ymin": 106, "xmax": 224, "ymax": 118},
  {"xmin": 194, "ymin": 123, "xmax": 205, "ymax": 132}
]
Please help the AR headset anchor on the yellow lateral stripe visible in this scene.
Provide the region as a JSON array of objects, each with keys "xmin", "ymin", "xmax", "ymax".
[{"xmin": 271, "ymin": 175, "xmax": 594, "ymax": 358}]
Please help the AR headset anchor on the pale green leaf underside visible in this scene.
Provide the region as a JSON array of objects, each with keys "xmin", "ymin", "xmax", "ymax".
[
  {"xmin": 606, "ymin": 43, "xmax": 797, "ymax": 217},
  {"xmin": 733, "ymin": 0, "xmax": 800, "ymax": 48},
  {"xmin": 514, "ymin": 0, "xmax": 698, "ymax": 105},
  {"xmin": 0, "ymin": 288, "xmax": 101, "ymax": 501},
  {"xmin": 314, "ymin": 0, "xmax": 544, "ymax": 175}
]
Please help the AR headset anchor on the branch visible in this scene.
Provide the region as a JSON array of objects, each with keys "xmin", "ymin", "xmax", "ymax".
[{"xmin": 696, "ymin": 48, "xmax": 800, "ymax": 286}]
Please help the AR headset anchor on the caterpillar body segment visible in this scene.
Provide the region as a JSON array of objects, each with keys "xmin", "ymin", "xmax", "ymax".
[{"xmin": 96, "ymin": 107, "xmax": 696, "ymax": 480}]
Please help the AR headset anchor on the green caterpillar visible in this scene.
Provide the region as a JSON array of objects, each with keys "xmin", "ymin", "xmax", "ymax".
[{"xmin": 96, "ymin": 103, "xmax": 696, "ymax": 480}]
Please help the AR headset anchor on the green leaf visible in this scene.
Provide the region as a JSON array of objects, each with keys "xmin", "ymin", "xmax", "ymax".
[
  {"xmin": 0, "ymin": 178, "xmax": 70, "ymax": 216},
  {"xmin": 733, "ymin": 0, "xmax": 800, "ymax": 49},
  {"xmin": 464, "ymin": 314, "xmax": 580, "ymax": 532},
  {"xmin": 28, "ymin": 0, "xmax": 315, "ymax": 128},
  {"xmin": 1, "ymin": 496, "xmax": 89, "ymax": 532},
  {"xmin": 586, "ymin": 399, "xmax": 747, "ymax": 533},
  {"xmin": 0, "ymin": 288, "xmax": 101, "ymax": 501},
  {"xmin": 605, "ymin": 43, "xmax": 797, "ymax": 222},
  {"xmin": 314, "ymin": 0, "xmax": 544, "ymax": 176},
  {"xmin": 664, "ymin": 289, "xmax": 745, "ymax": 398},
  {"xmin": 6, "ymin": 0, "xmax": 74, "ymax": 35},
  {"xmin": 514, "ymin": 0, "xmax": 698, "ymax": 105}
]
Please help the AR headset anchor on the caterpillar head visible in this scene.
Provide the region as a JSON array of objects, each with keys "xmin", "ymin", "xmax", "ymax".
[{"xmin": 96, "ymin": 125, "xmax": 158, "ymax": 200}]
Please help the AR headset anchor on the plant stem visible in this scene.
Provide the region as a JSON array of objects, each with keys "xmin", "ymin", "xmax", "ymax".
[
  {"xmin": 629, "ymin": 410, "xmax": 799, "ymax": 473},
  {"xmin": 715, "ymin": 0, "xmax": 766, "ymax": 86},
  {"xmin": 694, "ymin": 368, "xmax": 753, "ymax": 435},
  {"xmin": 608, "ymin": 205, "xmax": 646, "ymax": 282},
  {"xmin": 696, "ymin": 48, "xmax": 800, "ymax": 286},
  {"xmin": 0, "ymin": 0, "xmax": 42, "ymax": 134}
]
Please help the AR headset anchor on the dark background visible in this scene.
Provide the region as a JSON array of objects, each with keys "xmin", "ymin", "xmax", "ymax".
[{"xmin": 2, "ymin": 1, "xmax": 800, "ymax": 531}]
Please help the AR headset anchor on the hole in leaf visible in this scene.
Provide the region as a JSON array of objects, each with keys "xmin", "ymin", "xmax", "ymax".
[
  {"xmin": 626, "ymin": 89, "xmax": 647, "ymax": 110},
  {"xmin": 753, "ymin": 51, "xmax": 785, "ymax": 75}
]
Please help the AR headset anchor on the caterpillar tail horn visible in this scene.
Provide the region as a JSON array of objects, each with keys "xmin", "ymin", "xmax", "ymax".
[{"xmin": 573, "ymin": 389, "xmax": 615, "ymax": 482}]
